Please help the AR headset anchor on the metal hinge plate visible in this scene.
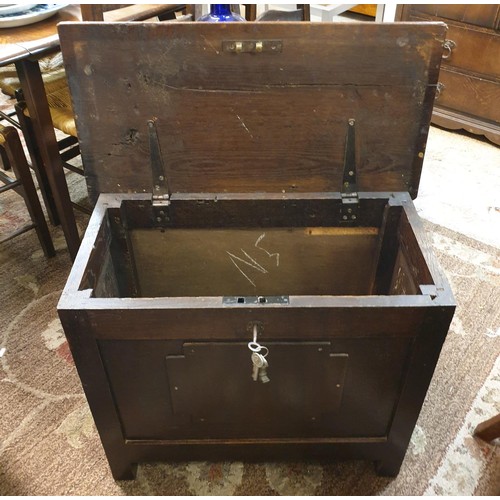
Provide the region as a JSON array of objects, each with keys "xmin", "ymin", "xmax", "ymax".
[
  {"xmin": 340, "ymin": 119, "xmax": 359, "ymax": 224},
  {"xmin": 147, "ymin": 118, "xmax": 172, "ymax": 211}
]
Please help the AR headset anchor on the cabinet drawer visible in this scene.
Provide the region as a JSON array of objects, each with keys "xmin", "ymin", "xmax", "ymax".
[
  {"xmin": 436, "ymin": 68, "xmax": 500, "ymax": 124},
  {"xmin": 439, "ymin": 24, "xmax": 500, "ymax": 78},
  {"xmin": 408, "ymin": 5, "xmax": 500, "ymax": 30}
]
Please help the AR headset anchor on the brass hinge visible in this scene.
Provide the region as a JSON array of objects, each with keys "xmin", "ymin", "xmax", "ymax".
[{"xmin": 222, "ymin": 40, "xmax": 282, "ymax": 54}]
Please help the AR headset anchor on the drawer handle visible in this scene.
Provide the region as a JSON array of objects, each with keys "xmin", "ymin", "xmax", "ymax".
[
  {"xmin": 442, "ymin": 39, "xmax": 456, "ymax": 59},
  {"xmin": 435, "ymin": 82, "xmax": 445, "ymax": 100}
]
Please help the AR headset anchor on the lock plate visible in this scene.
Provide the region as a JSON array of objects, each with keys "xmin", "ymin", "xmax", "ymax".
[{"xmin": 223, "ymin": 295, "xmax": 289, "ymax": 306}]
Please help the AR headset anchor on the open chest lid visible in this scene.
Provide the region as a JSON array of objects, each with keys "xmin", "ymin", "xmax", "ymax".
[{"xmin": 59, "ymin": 21, "xmax": 447, "ymax": 203}]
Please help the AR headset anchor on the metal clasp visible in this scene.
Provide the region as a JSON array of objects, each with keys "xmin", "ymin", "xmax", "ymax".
[
  {"xmin": 442, "ymin": 39, "xmax": 456, "ymax": 60},
  {"xmin": 435, "ymin": 82, "xmax": 445, "ymax": 100},
  {"xmin": 222, "ymin": 40, "xmax": 282, "ymax": 54}
]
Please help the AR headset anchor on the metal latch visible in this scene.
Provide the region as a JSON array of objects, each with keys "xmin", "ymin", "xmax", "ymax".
[
  {"xmin": 222, "ymin": 40, "xmax": 282, "ymax": 54},
  {"xmin": 340, "ymin": 119, "xmax": 359, "ymax": 224},
  {"xmin": 147, "ymin": 118, "xmax": 171, "ymax": 209}
]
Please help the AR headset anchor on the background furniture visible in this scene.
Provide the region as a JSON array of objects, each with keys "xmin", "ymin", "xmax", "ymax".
[
  {"xmin": 396, "ymin": 4, "xmax": 500, "ymax": 146},
  {"xmin": 0, "ymin": 5, "xmax": 190, "ymax": 261},
  {"xmin": 0, "ymin": 125, "xmax": 55, "ymax": 257},
  {"xmin": 13, "ymin": 4, "xmax": 190, "ymax": 217},
  {"xmin": 0, "ymin": 5, "xmax": 82, "ymax": 260}
]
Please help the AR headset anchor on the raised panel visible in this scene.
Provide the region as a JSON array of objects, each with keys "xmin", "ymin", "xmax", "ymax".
[
  {"xmin": 166, "ymin": 342, "xmax": 348, "ymax": 425},
  {"xmin": 98, "ymin": 337, "xmax": 413, "ymax": 440}
]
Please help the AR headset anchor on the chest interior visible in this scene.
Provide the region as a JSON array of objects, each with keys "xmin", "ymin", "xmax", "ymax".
[{"xmin": 81, "ymin": 194, "xmax": 433, "ymax": 300}]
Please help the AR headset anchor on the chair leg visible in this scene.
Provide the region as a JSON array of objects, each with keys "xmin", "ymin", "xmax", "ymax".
[
  {"xmin": 297, "ymin": 4, "xmax": 311, "ymax": 21},
  {"xmin": 474, "ymin": 413, "xmax": 500, "ymax": 443},
  {"xmin": 0, "ymin": 126, "xmax": 55, "ymax": 257},
  {"xmin": 14, "ymin": 101, "xmax": 60, "ymax": 226},
  {"xmin": 0, "ymin": 143, "xmax": 11, "ymax": 170},
  {"xmin": 244, "ymin": 4, "xmax": 257, "ymax": 20}
]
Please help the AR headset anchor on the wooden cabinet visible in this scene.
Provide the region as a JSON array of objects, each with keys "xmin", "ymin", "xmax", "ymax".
[{"xmin": 397, "ymin": 4, "xmax": 500, "ymax": 145}]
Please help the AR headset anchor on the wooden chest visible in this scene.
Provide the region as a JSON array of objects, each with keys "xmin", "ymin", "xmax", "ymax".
[{"xmin": 57, "ymin": 21, "xmax": 455, "ymax": 480}]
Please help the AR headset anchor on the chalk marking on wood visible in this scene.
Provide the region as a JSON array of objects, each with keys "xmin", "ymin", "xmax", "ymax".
[
  {"xmin": 255, "ymin": 233, "xmax": 280, "ymax": 267},
  {"xmin": 201, "ymin": 35, "xmax": 220, "ymax": 55},
  {"xmin": 227, "ymin": 252, "xmax": 257, "ymax": 287},
  {"xmin": 226, "ymin": 251, "xmax": 268, "ymax": 274},
  {"xmin": 240, "ymin": 249, "xmax": 268, "ymax": 273},
  {"xmin": 236, "ymin": 114, "xmax": 254, "ymax": 138}
]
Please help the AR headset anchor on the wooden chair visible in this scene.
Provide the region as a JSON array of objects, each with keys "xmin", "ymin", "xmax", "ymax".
[
  {"xmin": 0, "ymin": 125, "xmax": 55, "ymax": 257},
  {"xmin": 0, "ymin": 52, "xmax": 78, "ymax": 223}
]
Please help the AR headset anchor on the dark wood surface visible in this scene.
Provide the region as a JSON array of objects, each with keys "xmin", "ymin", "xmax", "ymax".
[
  {"xmin": 59, "ymin": 22, "xmax": 446, "ymax": 202},
  {"xmin": 396, "ymin": 4, "xmax": 500, "ymax": 145},
  {"xmin": 57, "ymin": 22, "xmax": 455, "ymax": 480},
  {"xmin": 129, "ymin": 227, "xmax": 379, "ymax": 297},
  {"xmin": 58, "ymin": 192, "xmax": 455, "ymax": 479},
  {"xmin": 16, "ymin": 59, "xmax": 81, "ymax": 258},
  {"xmin": 474, "ymin": 413, "xmax": 500, "ymax": 442}
]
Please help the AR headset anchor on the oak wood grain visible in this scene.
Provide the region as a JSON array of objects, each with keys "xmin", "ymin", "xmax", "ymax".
[{"xmin": 58, "ymin": 22, "xmax": 446, "ymax": 202}]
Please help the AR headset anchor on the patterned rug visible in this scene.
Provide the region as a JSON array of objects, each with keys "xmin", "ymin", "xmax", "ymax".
[{"xmin": 1, "ymin": 92, "xmax": 499, "ymax": 494}]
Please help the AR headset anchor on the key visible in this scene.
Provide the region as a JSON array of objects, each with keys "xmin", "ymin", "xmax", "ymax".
[
  {"xmin": 251, "ymin": 351, "xmax": 267, "ymax": 382},
  {"xmin": 259, "ymin": 366, "xmax": 270, "ymax": 384}
]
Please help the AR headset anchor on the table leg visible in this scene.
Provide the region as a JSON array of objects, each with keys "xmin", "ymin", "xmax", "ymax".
[{"xmin": 15, "ymin": 58, "xmax": 80, "ymax": 261}]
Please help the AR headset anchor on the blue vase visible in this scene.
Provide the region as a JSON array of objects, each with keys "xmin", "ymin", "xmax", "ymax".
[{"xmin": 198, "ymin": 4, "xmax": 245, "ymax": 22}]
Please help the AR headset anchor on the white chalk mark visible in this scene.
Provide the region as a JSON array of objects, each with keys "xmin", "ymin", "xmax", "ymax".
[
  {"xmin": 240, "ymin": 249, "xmax": 268, "ymax": 273},
  {"xmin": 201, "ymin": 36, "xmax": 220, "ymax": 55},
  {"xmin": 0, "ymin": 347, "xmax": 5, "ymax": 357},
  {"xmin": 255, "ymin": 233, "xmax": 280, "ymax": 267},
  {"xmin": 226, "ymin": 251, "xmax": 268, "ymax": 274},
  {"xmin": 227, "ymin": 253, "xmax": 256, "ymax": 287},
  {"xmin": 236, "ymin": 114, "xmax": 254, "ymax": 138}
]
